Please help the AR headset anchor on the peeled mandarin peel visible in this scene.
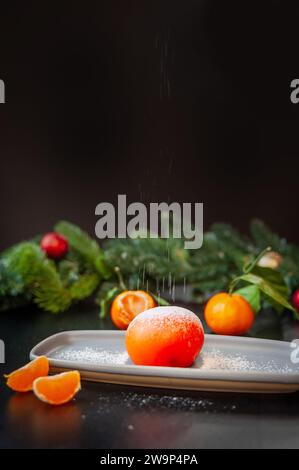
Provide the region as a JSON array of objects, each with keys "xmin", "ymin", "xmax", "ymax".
[
  {"xmin": 4, "ymin": 356, "xmax": 49, "ymax": 392},
  {"xmin": 33, "ymin": 371, "xmax": 81, "ymax": 405},
  {"xmin": 111, "ymin": 290, "xmax": 156, "ymax": 330}
]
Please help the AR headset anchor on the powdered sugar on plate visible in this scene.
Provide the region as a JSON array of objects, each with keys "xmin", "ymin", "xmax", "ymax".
[
  {"xmin": 196, "ymin": 348, "xmax": 293, "ymax": 374},
  {"xmin": 50, "ymin": 343, "xmax": 292, "ymax": 374},
  {"xmin": 51, "ymin": 345, "xmax": 130, "ymax": 365}
]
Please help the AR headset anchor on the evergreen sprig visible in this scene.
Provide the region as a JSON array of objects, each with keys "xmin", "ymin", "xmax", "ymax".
[
  {"xmin": 4, "ymin": 242, "xmax": 71, "ymax": 313},
  {"xmin": 0, "ymin": 238, "xmax": 102, "ymax": 313},
  {"xmin": 0, "ymin": 219, "xmax": 299, "ymax": 318},
  {"xmin": 55, "ymin": 221, "xmax": 111, "ymax": 279}
]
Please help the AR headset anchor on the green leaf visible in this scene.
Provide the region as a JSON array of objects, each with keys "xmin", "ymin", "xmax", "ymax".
[
  {"xmin": 252, "ymin": 266, "xmax": 288, "ymax": 293},
  {"xmin": 151, "ymin": 293, "xmax": 170, "ymax": 306},
  {"xmin": 236, "ymin": 272, "xmax": 297, "ymax": 317},
  {"xmin": 94, "ymin": 253, "xmax": 111, "ymax": 279},
  {"xmin": 234, "ymin": 285, "xmax": 261, "ymax": 313},
  {"xmin": 98, "ymin": 286, "xmax": 121, "ymax": 319}
]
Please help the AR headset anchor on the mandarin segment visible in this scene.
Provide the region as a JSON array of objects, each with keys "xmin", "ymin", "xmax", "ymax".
[
  {"xmin": 126, "ymin": 306, "xmax": 204, "ymax": 367},
  {"xmin": 4, "ymin": 356, "xmax": 49, "ymax": 392},
  {"xmin": 33, "ymin": 371, "xmax": 81, "ymax": 405},
  {"xmin": 111, "ymin": 290, "xmax": 156, "ymax": 330}
]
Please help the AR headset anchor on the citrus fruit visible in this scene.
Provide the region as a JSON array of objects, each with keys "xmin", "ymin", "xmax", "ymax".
[
  {"xmin": 111, "ymin": 290, "xmax": 156, "ymax": 330},
  {"xmin": 4, "ymin": 356, "xmax": 49, "ymax": 392},
  {"xmin": 33, "ymin": 371, "xmax": 81, "ymax": 405},
  {"xmin": 125, "ymin": 306, "xmax": 204, "ymax": 367},
  {"xmin": 204, "ymin": 292, "xmax": 254, "ymax": 335}
]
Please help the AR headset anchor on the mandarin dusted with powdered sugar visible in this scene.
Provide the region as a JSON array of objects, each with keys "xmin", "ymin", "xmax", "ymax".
[{"xmin": 125, "ymin": 306, "xmax": 204, "ymax": 367}]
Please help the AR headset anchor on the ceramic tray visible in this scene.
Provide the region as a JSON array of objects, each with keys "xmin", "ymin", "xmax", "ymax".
[{"xmin": 30, "ymin": 330, "xmax": 299, "ymax": 393}]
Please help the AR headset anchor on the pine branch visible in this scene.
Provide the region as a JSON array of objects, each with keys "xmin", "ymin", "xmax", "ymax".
[
  {"xmin": 55, "ymin": 221, "xmax": 111, "ymax": 279},
  {"xmin": 69, "ymin": 273, "xmax": 100, "ymax": 300},
  {"xmin": 5, "ymin": 243, "xmax": 72, "ymax": 313},
  {"xmin": 0, "ymin": 242, "xmax": 101, "ymax": 313},
  {"xmin": 250, "ymin": 219, "xmax": 282, "ymax": 252},
  {"xmin": 103, "ymin": 236, "xmax": 191, "ymax": 282},
  {"xmin": 0, "ymin": 258, "xmax": 32, "ymax": 311},
  {"xmin": 1, "ymin": 218, "xmax": 299, "ymax": 316}
]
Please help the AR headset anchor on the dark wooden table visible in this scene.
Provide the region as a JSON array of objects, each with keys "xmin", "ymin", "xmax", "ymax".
[{"xmin": 1, "ymin": 301, "xmax": 299, "ymax": 449}]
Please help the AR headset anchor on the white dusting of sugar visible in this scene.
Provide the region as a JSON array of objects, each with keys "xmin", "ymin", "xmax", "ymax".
[
  {"xmin": 52, "ymin": 346, "xmax": 129, "ymax": 365},
  {"xmin": 196, "ymin": 348, "xmax": 293, "ymax": 374},
  {"xmin": 51, "ymin": 344, "xmax": 292, "ymax": 375},
  {"xmin": 131, "ymin": 306, "xmax": 201, "ymax": 323},
  {"xmin": 127, "ymin": 306, "xmax": 203, "ymax": 337}
]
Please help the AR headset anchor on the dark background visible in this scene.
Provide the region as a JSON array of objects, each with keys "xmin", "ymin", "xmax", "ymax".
[
  {"xmin": 1, "ymin": 0, "xmax": 299, "ymax": 250},
  {"xmin": 1, "ymin": 2, "xmax": 299, "ymax": 449}
]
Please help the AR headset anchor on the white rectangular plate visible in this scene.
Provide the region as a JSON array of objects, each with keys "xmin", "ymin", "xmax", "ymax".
[{"xmin": 30, "ymin": 330, "xmax": 299, "ymax": 393}]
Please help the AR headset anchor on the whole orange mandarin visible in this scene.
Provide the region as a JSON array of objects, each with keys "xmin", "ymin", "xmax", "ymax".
[
  {"xmin": 111, "ymin": 290, "xmax": 156, "ymax": 330},
  {"xmin": 126, "ymin": 306, "xmax": 204, "ymax": 367},
  {"xmin": 204, "ymin": 292, "xmax": 254, "ymax": 335}
]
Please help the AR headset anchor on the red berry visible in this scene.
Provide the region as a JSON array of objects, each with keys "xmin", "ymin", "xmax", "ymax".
[
  {"xmin": 40, "ymin": 232, "xmax": 68, "ymax": 259},
  {"xmin": 292, "ymin": 289, "xmax": 299, "ymax": 311}
]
